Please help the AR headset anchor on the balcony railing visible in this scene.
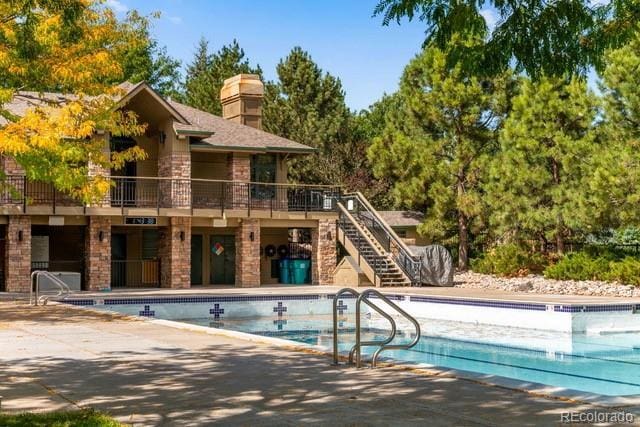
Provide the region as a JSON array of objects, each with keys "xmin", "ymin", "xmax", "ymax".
[{"xmin": 1, "ymin": 175, "xmax": 341, "ymax": 214}]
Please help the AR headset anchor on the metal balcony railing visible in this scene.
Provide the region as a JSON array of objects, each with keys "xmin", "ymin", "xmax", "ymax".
[{"xmin": 0, "ymin": 175, "xmax": 341, "ymax": 214}]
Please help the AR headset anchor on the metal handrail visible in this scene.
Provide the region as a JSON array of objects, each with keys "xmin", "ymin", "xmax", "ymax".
[
  {"xmin": 30, "ymin": 270, "xmax": 72, "ymax": 306},
  {"xmin": 342, "ymin": 192, "xmax": 422, "ymax": 285},
  {"xmin": 332, "ymin": 287, "xmax": 421, "ymax": 369},
  {"xmin": 356, "ymin": 289, "xmax": 421, "ymax": 368}
]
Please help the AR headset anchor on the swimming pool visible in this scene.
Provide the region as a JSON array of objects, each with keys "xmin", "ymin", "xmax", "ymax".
[{"xmin": 67, "ymin": 292, "xmax": 640, "ymax": 399}]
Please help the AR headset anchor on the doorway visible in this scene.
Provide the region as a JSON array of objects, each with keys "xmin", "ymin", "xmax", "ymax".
[
  {"xmin": 191, "ymin": 234, "xmax": 203, "ymax": 285},
  {"xmin": 111, "ymin": 233, "xmax": 127, "ymax": 287},
  {"xmin": 111, "ymin": 137, "xmax": 137, "ymax": 206},
  {"xmin": 210, "ymin": 235, "xmax": 235, "ymax": 285}
]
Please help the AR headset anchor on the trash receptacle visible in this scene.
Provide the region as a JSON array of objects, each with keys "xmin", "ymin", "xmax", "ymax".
[
  {"xmin": 291, "ymin": 259, "xmax": 311, "ymax": 284},
  {"xmin": 279, "ymin": 259, "xmax": 291, "ymax": 284}
]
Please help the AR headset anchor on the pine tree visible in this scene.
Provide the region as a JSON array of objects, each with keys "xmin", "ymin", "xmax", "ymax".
[
  {"xmin": 486, "ymin": 76, "xmax": 599, "ymax": 252},
  {"xmin": 368, "ymin": 37, "xmax": 511, "ymax": 269},
  {"xmin": 263, "ymin": 47, "xmax": 351, "ymax": 184},
  {"xmin": 592, "ymin": 25, "xmax": 640, "ymax": 227},
  {"xmin": 182, "ymin": 39, "xmax": 261, "ymax": 115}
]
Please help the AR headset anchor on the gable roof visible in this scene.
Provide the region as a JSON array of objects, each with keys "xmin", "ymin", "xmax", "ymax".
[
  {"xmin": 169, "ymin": 100, "xmax": 315, "ymax": 154},
  {"xmin": 377, "ymin": 211, "xmax": 425, "ymax": 227},
  {"xmin": 0, "ymin": 82, "xmax": 315, "ymax": 154}
]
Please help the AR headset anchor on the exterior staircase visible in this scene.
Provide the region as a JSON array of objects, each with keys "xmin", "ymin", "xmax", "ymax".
[{"xmin": 337, "ymin": 193, "xmax": 422, "ymax": 287}]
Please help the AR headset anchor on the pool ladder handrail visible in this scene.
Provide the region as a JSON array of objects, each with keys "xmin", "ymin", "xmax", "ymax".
[
  {"xmin": 332, "ymin": 287, "xmax": 421, "ymax": 368},
  {"xmin": 30, "ymin": 270, "xmax": 72, "ymax": 306}
]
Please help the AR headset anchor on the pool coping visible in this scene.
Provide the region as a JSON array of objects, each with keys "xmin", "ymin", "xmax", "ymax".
[{"xmin": 52, "ymin": 300, "xmax": 640, "ymax": 408}]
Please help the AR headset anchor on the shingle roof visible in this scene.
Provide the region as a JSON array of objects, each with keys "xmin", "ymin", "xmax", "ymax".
[
  {"xmin": 0, "ymin": 83, "xmax": 315, "ymax": 154},
  {"xmin": 377, "ymin": 210, "xmax": 425, "ymax": 227},
  {"xmin": 168, "ymin": 100, "xmax": 314, "ymax": 153}
]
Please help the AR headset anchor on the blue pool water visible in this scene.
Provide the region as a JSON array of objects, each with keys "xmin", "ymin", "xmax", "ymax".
[{"xmin": 183, "ymin": 316, "xmax": 640, "ymax": 397}]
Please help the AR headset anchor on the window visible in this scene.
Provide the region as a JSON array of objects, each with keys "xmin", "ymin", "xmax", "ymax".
[
  {"xmin": 251, "ymin": 154, "xmax": 277, "ymax": 199},
  {"xmin": 395, "ymin": 228, "xmax": 407, "ymax": 238},
  {"xmin": 142, "ymin": 229, "xmax": 159, "ymax": 260}
]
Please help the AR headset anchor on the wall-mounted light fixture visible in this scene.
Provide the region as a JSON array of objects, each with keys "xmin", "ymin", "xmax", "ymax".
[
  {"xmin": 326, "ymin": 231, "xmax": 332, "ymax": 241},
  {"xmin": 180, "ymin": 231, "xmax": 185, "ymax": 241},
  {"xmin": 98, "ymin": 231, "xmax": 104, "ymax": 242},
  {"xmin": 249, "ymin": 231, "xmax": 255, "ymax": 242},
  {"xmin": 159, "ymin": 130, "xmax": 166, "ymax": 145},
  {"xmin": 17, "ymin": 230, "xmax": 23, "ymax": 242}
]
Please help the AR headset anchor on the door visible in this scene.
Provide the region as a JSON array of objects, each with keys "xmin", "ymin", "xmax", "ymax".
[
  {"xmin": 111, "ymin": 233, "xmax": 127, "ymax": 287},
  {"xmin": 110, "ymin": 137, "xmax": 137, "ymax": 206},
  {"xmin": 191, "ymin": 234, "xmax": 203, "ymax": 285},
  {"xmin": 210, "ymin": 235, "xmax": 235, "ymax": 285}
]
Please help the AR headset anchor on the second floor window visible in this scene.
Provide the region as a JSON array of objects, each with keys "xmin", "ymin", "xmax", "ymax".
[{"xmin": 251, "ymin": 154, "xmax": 277, "ymax": 199}]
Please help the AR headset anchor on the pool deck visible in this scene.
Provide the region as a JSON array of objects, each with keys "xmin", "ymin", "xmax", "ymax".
[
  {"xmin": 1, "ymin": 301, "xmax": 639, "ymax": 426},
  {"xmin": 57, "ymin": 284, "xmax": 640, "ymax": 305}
]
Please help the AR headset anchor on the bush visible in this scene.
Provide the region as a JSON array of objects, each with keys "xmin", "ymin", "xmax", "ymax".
[
  {"xmin": 543, "ymin": 252, "xmax": 640, "ymax": 286},
  {"xmin": 543, "ymin": 252, "xmax": 610, "ymax": 281},
  {"xmin": 605, "ymin": 257, "xmax": 640, "ymax": 286},
  {"xmin": 471, "ymin": 244, "xmax": 548, "ymax": 277}
]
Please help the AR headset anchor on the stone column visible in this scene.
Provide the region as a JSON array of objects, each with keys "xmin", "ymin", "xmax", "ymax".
[
  {"xmin": 312, "ymin": 219, "xmax": 336, "ymax": 285},
  {"xmin": 88, "ymin": 134, "xmax": 111, "ymax": 207},
  {"xmin": 235, "ymin": 218, "xmax": 260, "ymax": 287},
  {"xmin": 158, "ymin": 152, "xmax": 191, "ymax": 208},
  {"xmin": 85, "ymin": 216, "xmax": 111, "ymax": 291},
  {"xmin": 159, "ymin": 217, "xmax": 191, "ymax": 288},
  {"xmin": 5, "ymin": 215, "xmax": 31, "ymax": 293},
  {"xmin": 227, "ymin": 153, "xmax": 251, "ymax": 209}
]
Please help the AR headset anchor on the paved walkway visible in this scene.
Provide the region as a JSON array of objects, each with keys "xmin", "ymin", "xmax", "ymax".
[{"xmin": 0, "ymin": 302, "xmax": 637, "ymax": 426}]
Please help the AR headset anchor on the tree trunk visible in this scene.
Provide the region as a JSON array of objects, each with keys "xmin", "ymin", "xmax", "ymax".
[
  {"xmin": 458, "ymin": 213, "xmax": 469, "ymax": 270},
  {"xmin": 551, "ymin": 158, "xmax": 564, "ymax": 254}
]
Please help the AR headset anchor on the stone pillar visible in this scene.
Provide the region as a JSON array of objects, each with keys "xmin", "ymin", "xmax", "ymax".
[
  {"xmin": 158, "ymin": 152, "xmax": 191, "ymax": 208},
  {"xmin": 235, "ymin": 219, "xmax": 260, "ymax": 287},
  {"xmin": 312, "ymin": 219, "xmax": 336, "ymax": 285},
  {"xmin": 5, "ymin": 216, "xmax": 31, "ymax": 293},
  {"xmin": 85, "ymin": 216, "xmax": 111, "ymax": 291},
  {"xmin": 227, "ymin": 153, "xmax": 251, "ymax": 208},
  {"xmin": 159, "ymin": 217, "xmax": 191, "ymax": 288}
]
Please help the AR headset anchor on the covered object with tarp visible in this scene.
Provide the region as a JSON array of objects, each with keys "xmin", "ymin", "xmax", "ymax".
[{"xmin": 408, "ymin": 244, "xmax": 454, "ymax": 286}]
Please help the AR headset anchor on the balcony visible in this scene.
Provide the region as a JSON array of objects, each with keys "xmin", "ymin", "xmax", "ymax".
[{"xmin": 0, "ymin": 175, "xmax": 341, "ymax": 216}]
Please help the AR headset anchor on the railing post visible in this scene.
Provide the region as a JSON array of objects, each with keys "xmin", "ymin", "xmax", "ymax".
[
  {"xmin": 22, "ymin": 176, "xmax": 26, "ymax": 213},
  {"xmin": 52, "ymin": 186, "xmax": 56, "ymax": 214},
  {"xmin": 221, "ymin": 182, "xmax": 225, "ymax": 215},
  {"xmin": 156, "ymin": 178, "xmax": 160, "ymax": 214},
  {"xmin": 304, "ymin": 188, "xmax": 308, "ymax": 218},
  {"xmin": 247, "ymin": 183, "xmax": 251, "ymax": 216}
]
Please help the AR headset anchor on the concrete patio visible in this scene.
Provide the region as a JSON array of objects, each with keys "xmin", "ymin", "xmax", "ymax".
[{"xmin": 1, "ymin": 302, "xmax": 638, "ymax": 426}]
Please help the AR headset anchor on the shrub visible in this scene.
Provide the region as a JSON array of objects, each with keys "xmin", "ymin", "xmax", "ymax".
[
  {"xmin": 544, "ymin": 252, "xmax": 640, "ymax": 286},
  {"xmin": 605, "ymin": 257, "xmax": 640, "ymax": 286},
  {"xmin": 543, "ymin": 252, "xmax": 610, "ymax": 281},
  {"xmin": 471, "ymin": 244, "xmax": 548, "ymax": 277}
]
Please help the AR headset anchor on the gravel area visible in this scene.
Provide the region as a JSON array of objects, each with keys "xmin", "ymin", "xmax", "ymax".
[{"xmin": 455, "ymin": 271, "xmax": 640, "ymax": 298}]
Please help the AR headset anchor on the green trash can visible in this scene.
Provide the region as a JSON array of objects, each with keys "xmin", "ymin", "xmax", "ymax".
[
  {"xmin": 291, "ymin": 259, "xmax": 311, "ymax": 284},
  {"xmin": 279, "ymin": 259, "xmax": 291, "ymax": 284}
]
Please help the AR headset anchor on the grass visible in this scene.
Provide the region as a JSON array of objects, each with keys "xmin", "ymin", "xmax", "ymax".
[{"xmin": 0, "ymin": 409, "xmax": 125, "ymax": 427}]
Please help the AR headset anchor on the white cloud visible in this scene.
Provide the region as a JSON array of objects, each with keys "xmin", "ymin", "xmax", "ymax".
[
  {"xmin": 167, "ymin": 16, "xmax": 183, "ymax": 25},
  {"xmin": 106, "ymin": 0, "xmax": 128, "ymax": 13},
  {"xmin": 480, "ymin": 8, "xmax": 498, "ymax": 32}
]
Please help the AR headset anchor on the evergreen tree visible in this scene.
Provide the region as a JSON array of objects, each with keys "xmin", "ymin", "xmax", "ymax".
[
  {"xmin": 263, "ymin": 47, "xmax": 351, "ymax": 185},
  {"xmin": 182, "ymin": 39, "xmax": 262, "ymax": 115},
  {"xmin": 592, "ymin": 25, "xmax": 640, "ymax": 226},
  {"xmin": 486, "ymin": 76, "xmax": 599, "ymax": 252},
  {"xmin": 368, "ymin": 37, "xmax": 511, "ymax": 269},
  {"xmin": 111, "ymin": 11, "xmax": 182, "ymax": 96}
]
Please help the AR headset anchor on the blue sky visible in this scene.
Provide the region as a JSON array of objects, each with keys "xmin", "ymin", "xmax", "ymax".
[{"xmin": 109, "ymin": 0, "xmax": 430, "ymax": 111}]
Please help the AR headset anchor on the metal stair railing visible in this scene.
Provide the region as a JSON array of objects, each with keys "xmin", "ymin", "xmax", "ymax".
[
  {"xmin": 30, "ymin": 270, "xmax": 72, "ymax": 306},
  {"xmin": 332, "ymin": 287, "xmax": 421, "ymax": 368},
  {"xmin": 341, "ymin": 192, "xmax": 423, "ymax": 285}
]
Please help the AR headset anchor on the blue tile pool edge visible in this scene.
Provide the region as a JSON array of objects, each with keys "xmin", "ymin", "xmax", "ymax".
[{"xmin": 60, "ymin": 293, "xmax": 640, "ymax": 314}]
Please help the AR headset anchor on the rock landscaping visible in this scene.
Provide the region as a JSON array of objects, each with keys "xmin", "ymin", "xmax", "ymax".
[{"xmin": 455, "ymin": 271, "xmax": 640, "ymax": 298}]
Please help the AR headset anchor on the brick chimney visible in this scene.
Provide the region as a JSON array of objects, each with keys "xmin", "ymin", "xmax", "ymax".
[{"xmin": 220, "ymin": 74, "xmax": 264, "ymax": 129}]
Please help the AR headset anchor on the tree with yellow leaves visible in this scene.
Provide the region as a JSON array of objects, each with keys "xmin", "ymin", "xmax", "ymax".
[{"xmin": 0, "ymin": 0, "xmax": 148, "ymax": 202}]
